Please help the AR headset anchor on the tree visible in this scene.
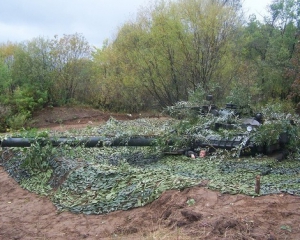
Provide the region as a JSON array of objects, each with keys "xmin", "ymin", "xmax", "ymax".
[
  {"xmin": 176, "ymin": 0, "xmax": 241, "ymax": 97},
  {"xmin": 243, "ymin": 0, "xmax": 300, "ymax": 102},
  {"xmin": 2, "ymin": 37, "xmax": 58, "ymax": 115},
  {"xmin": 287, "ymin": 41, "xmax": 300, "ymax": 104},
  {"xmin": 0, "ymin": 43, "xmax": 18, "ymax": 98},
  {"xmin": 50, "ymin": 33, "xmax": 93, "ymax": 105},
  {"xmin": 99, "ymin": 0, "xmax": 242, "ymax": 109}
]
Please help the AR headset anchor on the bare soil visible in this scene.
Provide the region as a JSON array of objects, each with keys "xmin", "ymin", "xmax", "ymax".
[
  {"xmin": 1, "ymin": 107, "xmax": 300, "ymax": 240},
  {"xmin": 27, "ymin": 106, "xmax": 153, "ymax": 131}
]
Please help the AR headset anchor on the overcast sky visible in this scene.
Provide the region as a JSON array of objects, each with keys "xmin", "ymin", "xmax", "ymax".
[{"xmin": 0, "ymin": 0, "xmax": 272, "ymax": 48}]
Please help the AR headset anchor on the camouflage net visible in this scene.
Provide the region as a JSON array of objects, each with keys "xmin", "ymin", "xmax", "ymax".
[
  {"xmin": 1, "ymin": 118, "xmax": 300, "ymax": 215},
  {"xmin": 1, "ymin": 149, "xmax": 31, "ymax": 182},
  {"xmin": 48, "ymin": 156, "xmax": 87, "ymax": 188}
]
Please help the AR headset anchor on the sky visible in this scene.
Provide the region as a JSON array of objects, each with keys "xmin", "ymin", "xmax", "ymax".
[{"xmin": 0, "ymin": 0, "xmax": 272, "ymax": 48}]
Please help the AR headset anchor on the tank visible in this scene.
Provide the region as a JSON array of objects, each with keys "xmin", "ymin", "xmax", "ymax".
[
  {"xmin": 0, "ymin": 96, "xmax": 295, "ymax": 158},
  {"xmin": 166, "ymin": 95, "xmax": 295, "ymax": 157}
]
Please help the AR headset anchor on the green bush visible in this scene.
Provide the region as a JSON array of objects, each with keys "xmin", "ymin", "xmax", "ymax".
[
  {"xmin": 0, "ymin": 104, "xmax": 11, "ymax": 132},
  {"xmin": 7, "ymin": 112, "xmax": 30, "ymax": 130},
  {"xmin": 259, "ymin": 99, "xmax": 296, "ymax": 115},
  {"xmin": 21, "ymin": 141, "xmax": 55, "ymax": 172}
]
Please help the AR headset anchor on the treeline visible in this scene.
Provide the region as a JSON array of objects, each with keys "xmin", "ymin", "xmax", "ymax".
[{"xmin": 0, "ymin": 0, "xmax": 300, "ymax": 130}]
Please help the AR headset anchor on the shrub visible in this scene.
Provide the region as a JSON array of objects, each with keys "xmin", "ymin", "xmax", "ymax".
[
  {"xmin": 7, "ymin": 112, "xmax": 30, "ymax": 130},
  {"xmin": 0, "ymin": 104, "xmax": 11, "ymax": 132}
]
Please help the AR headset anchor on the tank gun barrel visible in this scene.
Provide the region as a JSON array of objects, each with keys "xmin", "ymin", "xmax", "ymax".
[
  {"xmin": 0, "ymin": 133, "xmax": 287, "ymax": 157},
  {"xmin": 0, "ymin": 136, "xmax": 156, "ymax": 148}
]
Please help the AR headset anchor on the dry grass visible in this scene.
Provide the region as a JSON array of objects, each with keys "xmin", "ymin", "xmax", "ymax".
[{"xmin": 109, "ymin": 227, "xmax": 193, "ymax": 240}]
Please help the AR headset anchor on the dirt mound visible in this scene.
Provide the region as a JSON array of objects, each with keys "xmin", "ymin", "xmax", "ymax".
[{"xmin": 1, "ymin": 168, "xmax": 300, "ymax": 239}]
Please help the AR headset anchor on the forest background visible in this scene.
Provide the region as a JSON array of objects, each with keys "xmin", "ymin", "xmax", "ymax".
[{"xmin": 0, "ymin": 0, "xmax": 300, "ymax": 131}]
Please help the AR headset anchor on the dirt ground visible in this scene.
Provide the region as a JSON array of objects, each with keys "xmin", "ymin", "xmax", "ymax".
[
  {"xmin": 26, "ymin": 106, "xmax": 151, "ymax": 131},
  {"xmin": 1, "ymin": 107, "xmax": 300, "ymax": 240}
]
